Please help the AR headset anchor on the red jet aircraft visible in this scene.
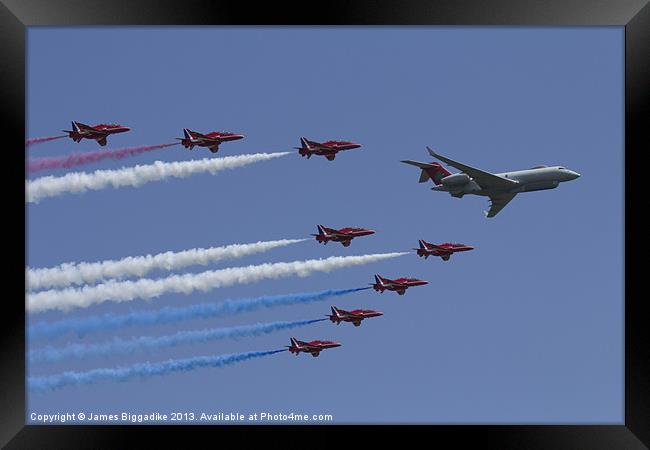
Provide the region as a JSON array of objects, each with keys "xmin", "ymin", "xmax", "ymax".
[
  {"xmin": 295, "ymin": 137, "xmax": 361, "ymax": 161},
  {"xmin": 63, "ymin": 121, "xmax": 131, "ymax": 146},
  {"xmin": 327, "ymin": 306, "xmax": 383, "ymax": 327},
  {"xmin": 286, "ymin": 337, "xmax": 341, "ymax": 357},
  {"xmin": 176, "ymin": 128, "xmax": 244, "ymax": 153},
  {"xmin": 371, "ymin": 274, "xmax": 428, "ymax": 296},
  {"xmin": 312, "ymin": 225, "xmax": 375, "ymax": 247},
  {"xmin": 415, "ymin": 240, "xmax": 475, "ymax": 261}
]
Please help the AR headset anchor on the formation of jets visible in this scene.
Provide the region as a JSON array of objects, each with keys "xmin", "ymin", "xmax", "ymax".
[
  {"xmin": 63, "ymin": 122, "xmax": 578, "ymax": 219},
  {"xmin": 52, "ymin": 122, "xmax": 581, "ymax": 360},
  {"xmin": 288, "ymin": 306, "xmax": 383, "ymax": 357},
  {"xmin": 287, "ymin": 144, "xmax": 580, "ymax": 356}
]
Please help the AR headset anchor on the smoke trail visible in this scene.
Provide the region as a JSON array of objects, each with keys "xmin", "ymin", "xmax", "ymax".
[
  {"xmin": 25, "ymin": 135, "xmax": 66, "ymax": 147},
  {"xmin": 27, "ymin": 143, "xmax": 178, "ymax": 173},
  {"xmin": 30, "ymin": 319, "xmax": 325, "ymax": 364},
  {"xmin": 27, "ymin": 253, "xmax": 405, "ymax": 313},
  {"xmin": 29, "ymin": 349, "xmax": 286, "ymax": 393},
  {"xmin": 29, "ymin": 288, "xmax": 368, "ymax": 340},
  {"xmin": 27, "ymin": 239, "xmax": 308, "ymax": 291},
  {"xmin": 26, "ymin": 152, "xmax": 290, "ymax": 203}
]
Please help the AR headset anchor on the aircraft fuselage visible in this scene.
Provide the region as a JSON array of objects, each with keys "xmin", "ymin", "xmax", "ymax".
[{"xmin": 432, "ymin": 166, "xmax": 579, "ymax": 197}]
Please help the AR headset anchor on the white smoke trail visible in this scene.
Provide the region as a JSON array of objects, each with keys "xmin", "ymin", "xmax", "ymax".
[
  {"xmin": 26, "ymin": 152, "xmax": 290, "ymax": 203},
  {"xmin": 27, "ymin": 252, "xmax": 407, "ymax": 313},
  {"xmin": 27, "ymin": 239, "xmax": 307, "ymax": 291}
]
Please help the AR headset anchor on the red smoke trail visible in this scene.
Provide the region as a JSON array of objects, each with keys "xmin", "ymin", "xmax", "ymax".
[
  {"xmin": 26, "ymin": 143, "xmax": 179, "ymax": 173},
  {"xmin": 25, "ymin": 135, "xmax": 66, "ymax": 147}
]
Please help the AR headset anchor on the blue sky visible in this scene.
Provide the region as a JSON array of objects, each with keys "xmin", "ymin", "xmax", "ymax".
[{"xmin": 26, "ymin": 27, "xmax": 623, "ymax": 423}]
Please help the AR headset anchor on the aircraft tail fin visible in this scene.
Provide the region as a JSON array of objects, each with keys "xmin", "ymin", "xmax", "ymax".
[
  {"xmin": 331, "ymin": 306, "xmax": 341, "ymax": 317},
  {"xmin": 289, "ymin": 337, "xmax": 299, "ymax": 347},
  {"xmin": 317, "ymin": 224, "xmax": 326, "ymax": 235},
  {"xmin": 63, "ymin": 121, "xmax": 81, "ymax": 136},
  {"xmin": 374, "ymin": 274, "xmax": 384, "ymax": 285},
  {"xmin": 401, "ymin": 160, "xmax": 451, "ymax": 185},
  {"xmin": 295, "ymin": 137, "xmax": 312, "ymax": 150},
  {"xmin": 418, "ymin": 240, "xmax": 428, "ymax": 249},
  {"xmin": 424, "ymin": 162, "xmax": 451, "ymax": 185},
  {"xmin": 183, "ymin": 128, "xmax": 193, "ymax": 139}
]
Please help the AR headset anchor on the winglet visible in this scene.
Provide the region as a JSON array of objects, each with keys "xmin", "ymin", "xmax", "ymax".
[{"xmin": 426, "ymin": 146, "xmax": 438, "ymax": 159}]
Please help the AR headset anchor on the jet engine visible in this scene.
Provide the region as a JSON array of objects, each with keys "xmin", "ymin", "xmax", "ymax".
[{"xmin": 440, "ymin": 173, "xmax": 470, "ymax": 186}]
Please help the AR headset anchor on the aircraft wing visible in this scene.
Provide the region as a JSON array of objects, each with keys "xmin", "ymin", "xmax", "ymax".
[
  {"xmin": 426, "ymin": 147, "xmax": 518, "ymax": 190},
  {"xmin": 192, "ymin": 131, "xmax": 213, "ymax": 140},
  {"xmin": 485, "ymin": 193, "xmax": 517, "ymax": 218},
  {"xmin": 75, "ymin": 121, "xmax": 94, "ymax": 131},
  {"xmin": 304, "ymin": 344, "xmax": 322, "ymax": 352},
  {"xmin": 321, "ymin": 226, "xmax": 339, "ymax": 235}
]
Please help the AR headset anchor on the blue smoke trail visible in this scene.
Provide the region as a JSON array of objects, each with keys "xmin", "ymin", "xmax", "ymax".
[
  {"xmin": 29, "ymin": 349, "xmax": 287, "ymax": 393},
  {"xmin": 30, "ymin": 319, "xmax": 325, "ymax": 364},
  {"xmin": 29, "ymin": 287, "xmax": 368, "ymax": 341}
]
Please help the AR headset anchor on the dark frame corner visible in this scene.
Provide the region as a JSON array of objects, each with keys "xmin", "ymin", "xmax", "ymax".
[{"xmin": 2, "ymin": 0, "xmax": 648, "ymax": 448}]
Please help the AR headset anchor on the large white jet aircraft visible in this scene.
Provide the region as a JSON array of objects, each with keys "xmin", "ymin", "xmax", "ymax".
[{"xmin": 402, "ymin": 147, "xmax": 580, "ymax": 218}]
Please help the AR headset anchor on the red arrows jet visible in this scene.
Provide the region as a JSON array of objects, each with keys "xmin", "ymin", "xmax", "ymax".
[
  {"xmin": 286, "ymin": 337, "xmax": 341, "ymax": 357},
  {"xmin": 63, "ymin": 121, "xmax": 131, "ymax": 146},
  {"xmin": 415, "ymin": 240, "xmax": 475, "ymax": 261},
  {"xmin": 327, "ymin": 306, "xmax": 383, "ymax": 327},
  {"xmin": 177, "ymin": 128, "xmax": 244, "ymax": 153},
  {"xmin": 295, "ymin": 137, "xmax": 361, "ymax": 161},
  {"xmin": 371, "ymin": 274, "xmax": 428, "ymax": 296},
  {"xmin": 312, "ymin": 225, "xmax": 375, "ymax": 247}
]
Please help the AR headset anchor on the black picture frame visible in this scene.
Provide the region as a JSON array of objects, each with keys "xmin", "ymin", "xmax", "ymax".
[{"xmin": 3, "ymin": 0, "xmax": 648, "ymax": 448}]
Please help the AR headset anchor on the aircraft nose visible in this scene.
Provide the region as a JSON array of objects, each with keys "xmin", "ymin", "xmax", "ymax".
[{"xmin": 568, "ymin": 170, "xmax": 580, "ymax": 180}]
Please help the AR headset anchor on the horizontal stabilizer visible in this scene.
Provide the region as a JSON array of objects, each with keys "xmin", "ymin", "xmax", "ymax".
[
  {"xmin": 401, "ymin": 160, "xmax": 435, "ymax": 169},
  {"xmin": 401, "ymin": 160, "xmax": 450, "ymax": 185},
  {"xmin": 401, "ymin": 160, "xmax": 436, "ymax": 183}
]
